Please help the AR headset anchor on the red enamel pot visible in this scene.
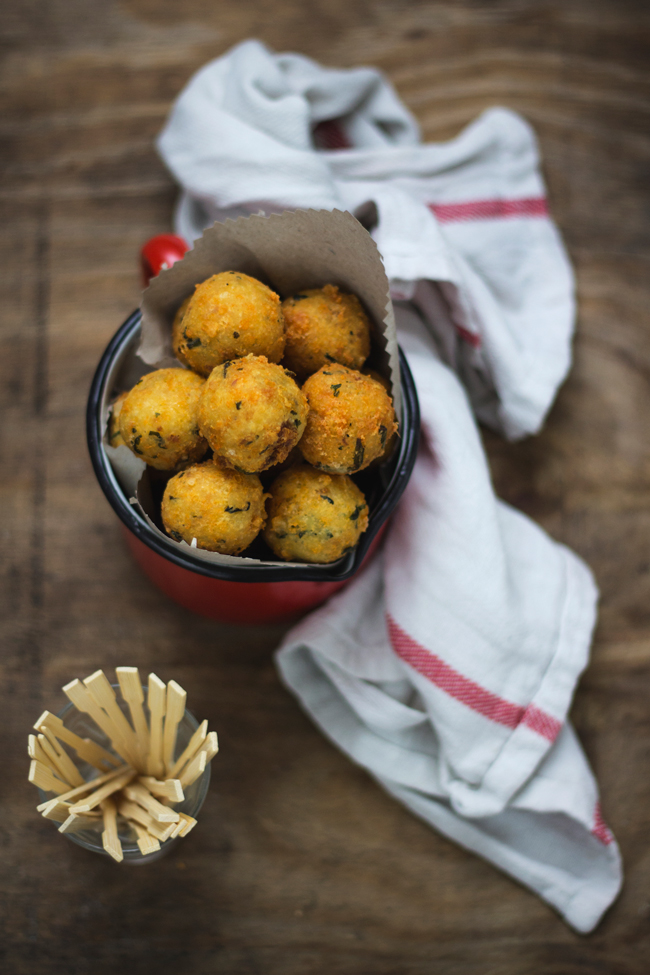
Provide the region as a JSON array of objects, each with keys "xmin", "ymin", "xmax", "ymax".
[{"xmin": 86, "ymin": 239, "xmax": 420, "ymax": 625}]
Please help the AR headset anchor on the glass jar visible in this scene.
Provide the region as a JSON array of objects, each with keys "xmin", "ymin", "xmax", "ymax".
[{"xmin": 37, "ymin": 689, "xmax": 211, "ymax": 863}]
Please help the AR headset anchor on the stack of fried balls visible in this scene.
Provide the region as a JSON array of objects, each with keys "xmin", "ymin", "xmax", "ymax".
[{"xmin": 110, "ymin": 272, "xmax": 397, "ymax": 563}]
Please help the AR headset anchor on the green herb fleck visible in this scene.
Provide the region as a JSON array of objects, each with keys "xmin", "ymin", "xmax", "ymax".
[
  {"xmin": 235, "ymin": 401, "xmax": 242, "ymax": 410},
  {"xmin": 331, "ymin": 384, "xmax": 341, "ymax": 397},
  {"xmin": 185, "ymin": 336, "xmax": 202, "ymax": 349},
  {"xmin": 233, "ymin": 331, "xmax": 239, "ymax": 338},
  {"xmin": 132, "ymin": 434, "xmax": 143, "ymax": 455},
  {"xmin": 350, "ymin": 504, "xmax": 365, "ymax": 521},
  {"xmin": 223, "ymin": 361, "xmax": 232, "ymax": 378},
  {"xmin": 154, "ymin": 412, "xmax": 161, "ymax": 417},
  {"xmin": 353, "ymin": 439, "xmax": 365, "ymax": 470},
  {"xmin": 320, "ymin": 494, "xmax": 334, "ymax": 505},
  {"xmin": 148, "ymin": 431, "xmax": 165, "ymax": 447},
  {"xmin": 324, "ymin": 354, "xmax": 336, "ymax": 362},
  {"xmin": 169, "ymin": 530, "xmax": 183, "ymax": 541},
  {"xmin": 225, "ymin": 502, "xmax": 251, "ymax": 513}
]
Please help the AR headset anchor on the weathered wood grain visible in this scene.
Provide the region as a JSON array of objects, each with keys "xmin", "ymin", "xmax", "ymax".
[{"xmin": 1, "ymin": 1, "xmax": 650, "ymax": 972}]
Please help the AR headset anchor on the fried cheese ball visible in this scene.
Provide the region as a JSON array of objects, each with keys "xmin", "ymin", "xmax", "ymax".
[
  {"xmin": 281, "ymin": 284, "xmax": 371, "ymax": 378},
  {"xmin": 161, "ymin": 462, "xmax": 267, "ymax": 554},
  {"xmin": 361, "ymin": 368, "xmax": 398, "ymax": 463},
  {"xmin": 107, "ymin": 391, "xmax": 128, "ymax": 448},
  {"xmin": 119, "ymin": 368, "xmax": 208, "ymax": 471},
  {"xmin": 198, "ymin": 354, "xmax": 309, "ymax": 474},
  {"xmin": 300, "ymin": 365, "xmax": 397, "ymax": 474},
  {"xmin": 264, "ymin": 465, "xmax": 369, "ymax": 563},
  {"xmin": 173, "ymin": 271, "xmax": 286, "ymax": 375}
]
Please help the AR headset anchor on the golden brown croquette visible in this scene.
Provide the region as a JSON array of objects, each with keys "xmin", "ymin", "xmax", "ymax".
[
  {"xmin": 173, "ymin": 271, "xmax": 285, "ymax": 375},
  {"xmin": 197, "ymin": 354, "xmax": 309, "ymax": 474},
  {"xmin": 119, "ymin": 368, "xmax": 208, "ymax": 471},
  {"xmin": 263, "ymin": 465, "xmax": 368, "ymax": 563},
  {"xmin": 361, "ymin": 368, "xmax": 398, "ymax": 464},
  {"xmin": 162, "ymin": 462, "xmax": 267, "ymax": 554},
  {"xmin": 299, "ymin": 365, "xmax": 397, "ymax": 474},
  {"xmin": 281, "ymin": 284, "xmax": 371, "ymax": 378}
]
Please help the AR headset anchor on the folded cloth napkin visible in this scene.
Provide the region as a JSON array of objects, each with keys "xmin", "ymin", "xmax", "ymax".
[{"xmin": 157, "ymin": 40, "xmax": 623, "ymax": 931}]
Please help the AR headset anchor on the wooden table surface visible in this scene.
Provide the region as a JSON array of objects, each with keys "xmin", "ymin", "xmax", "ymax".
[{"xmin": 2, "ymin": 1, "xmax": 649, "ymax": 971}]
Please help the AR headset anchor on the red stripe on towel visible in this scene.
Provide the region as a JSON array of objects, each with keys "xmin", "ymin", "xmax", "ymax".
[
  {"xmin": 592, "ymin": 803, "xmax": 614, "ymax": 846},
  {"xmin": 455, "ymin": 325, "xmax": 482, "ymax": 349},
  {"xmin": 429, "ymin": 197, "xmax": 548, "ymax": 223},
  {"xmin": 520, "ymin": 703, "xmax": 562, "ymax": 741},
  {"xmin": 386, "ymin": 614, "xmax": 561, "ymax": 742}
]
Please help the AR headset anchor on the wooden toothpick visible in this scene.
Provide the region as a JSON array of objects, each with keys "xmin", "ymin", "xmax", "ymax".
[
  {"xmin": 68, "ymin": 767, "xmax": 136, "ymax": 815},
  {"xmin": 176, "ymin": 812, "xmax": 197, "ymax": 837},
  {"xmin": 29, "ymin": 760, "xmax": 69, "ymax": 795},
  {"xmin": 62, "ymin": 680, "xmax": 133, "ymax": 766},
  {"xmin": 39, "ymin": 730, "xmax": 85, "ymax": 788},
  {"xmin": 162, "ymin": 680, "xmax": 187, "ymax": 776},
  {"xmin": 146, "ymin": 674, "xmax": 166, "ymax": 778},
  {"xmin": 138, "ymin": 776, "xmax": 184, "ymax": 804},
  {"xmin": 36, "ymin": 763, "xmax": 131, "ymax": 810},
  {"xmin": 34, "ymin": 711, "xmax": 119, "ymax": 771},
  {"xmin": 83, "ymin": 670, "xmax": 140, "ymax": 768},
  {"xmin": 28, "ymin": 734, "xmax": 55, "ymax": 772},
  {"xmin": 100, "ymin": 796, "xmax": 123, "ymax": 863},
  {"xmin": 117, "ymin": 799, "xmax": 176, "ymax": 843},
  {"xmin": 39, "ymin": 798, "xmax": 73, "ymax": 823},
  {"xmin": 59, "ymin": 812, "xmax": 103, "ymax": 835},
  {"xmin": 196, "ymin": 731, "xmax": 219, "ymax": 765},
  {"xmin": 122, "ymin": 782, "xmax": 179, "ymax": 823},
  {"xmin": 115, "ymin": 667, "xmax": 149, "ymax": 769},
  {"xmin": 178, "ymin": 748, "xmax": 207, "ymax": 790},
  {"xmin": 168, "ymin": 719, "xmax": 207, "ymax": 779},
  {"xmin": 131, "ymin": 821, "xmax": 160, "ymax": 856}
]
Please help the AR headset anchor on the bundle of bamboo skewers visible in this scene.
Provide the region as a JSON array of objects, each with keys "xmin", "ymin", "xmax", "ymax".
[{"xmin": 28, "ymin": 667, "xmax": 218, "ymax": 862}]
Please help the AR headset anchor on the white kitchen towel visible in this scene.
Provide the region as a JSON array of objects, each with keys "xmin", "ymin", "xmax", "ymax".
[
  {"xmin": 158, "ymin": 38, "xmax": 574, "ymax": 440},
  {"xmin": 157, "ymin": 41, "xmax": 622, "ymax": 931},
  {"xmin": 276, "ymin": 311, "xmax": 622, "ymax": 933}
]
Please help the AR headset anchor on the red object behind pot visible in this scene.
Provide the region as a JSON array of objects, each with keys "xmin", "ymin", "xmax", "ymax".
[{"xmin": 140, "ymin": 234, "xmax": 189, "ymax": 286}]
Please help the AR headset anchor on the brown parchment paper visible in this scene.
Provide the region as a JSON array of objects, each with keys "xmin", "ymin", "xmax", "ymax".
[{"xmin": 107, "ymin": 208, "xmax": 400, "ymax": 568}]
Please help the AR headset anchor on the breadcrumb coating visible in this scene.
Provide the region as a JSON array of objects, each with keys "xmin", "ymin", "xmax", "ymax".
[
  {"xmin": 264, "ymin": 465, "xmax": 368, "ymax": 563},
  {"xmin": 300, "ymin": 364, "xmax": 397, "ymax": 474}
]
